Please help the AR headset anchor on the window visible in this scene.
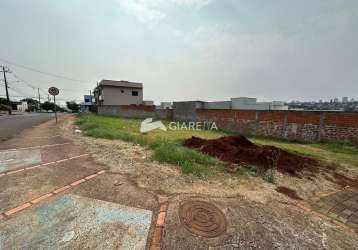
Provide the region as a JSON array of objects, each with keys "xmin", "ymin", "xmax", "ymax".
[{"xmin": 132, "ymin": 91, "xmax": 138, "ymax": 96}]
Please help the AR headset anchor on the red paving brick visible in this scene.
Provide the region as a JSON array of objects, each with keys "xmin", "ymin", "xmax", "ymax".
[
  {"xmin": 84, "ymin": 174, "xmax": 98, "ymax": 180},
  {"xmin": 5, "ymin": 203, "xmax": 32, "ymax": 216},
  {"xmin": 2, "ymin": 171, "xmax": 104, "ymax": 218},
  {"xmin": 25, "ymin": 165, "xmax": 41, "ymax": 170},
  {"xmin": 152, "ymin": 227, "xmax": 163, "ymax": 244},
  {"xmin": 156, "ymin": 212, "xmax": 166, "ymax": 227},
  {"xmin": 70, "ymin": 179, "xmax": 86, "ymax": 186},
  {"xmin": 31, "ymin": 193, "xmax": 53, "ymax": 204},
  {"xmin": 159, "ymin": 204, "xmax": 168, "ymax": 212},
  {"xmin": 6, "ymin": 169, "xmax": 25, "ymax": 175},
  {"xmin": 53, "ymin": 185, "xmax": 71, "ymax": 194}
]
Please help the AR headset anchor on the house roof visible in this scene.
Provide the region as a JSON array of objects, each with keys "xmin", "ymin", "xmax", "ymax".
[{"xmin": 99, "ymin": 79, "xmax": 143, "ymax": 88}]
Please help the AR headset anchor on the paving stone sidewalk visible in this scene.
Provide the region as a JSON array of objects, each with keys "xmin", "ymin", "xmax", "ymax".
[{"xmin": 310, "ymin": 188, "xmax": 358, "ymax": 231}]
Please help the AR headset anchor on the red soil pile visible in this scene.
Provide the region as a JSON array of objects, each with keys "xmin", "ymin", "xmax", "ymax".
[{"xmin": 183, "ymin": 136, "xmax": 320, "ymax": 176}]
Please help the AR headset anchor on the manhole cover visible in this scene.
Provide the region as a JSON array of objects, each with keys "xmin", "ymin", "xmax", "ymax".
[{"xmin": 179, "ymin": 200, "xmax": 227, "ymax": 238}]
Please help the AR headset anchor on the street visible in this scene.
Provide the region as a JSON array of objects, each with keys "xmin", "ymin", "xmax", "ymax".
[{"xmin": 0, "ymin": 113, "xmax": 53, "ymax": 140}]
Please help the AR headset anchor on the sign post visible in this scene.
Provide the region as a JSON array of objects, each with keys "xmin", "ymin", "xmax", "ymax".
[{"xmin": 48, "ymin": 87, "xmax": 60, "ymax": 124}]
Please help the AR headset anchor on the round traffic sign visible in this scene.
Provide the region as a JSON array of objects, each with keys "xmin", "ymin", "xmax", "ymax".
[{"xmin": 48, "ymin": 87, "xmax": 59, "ymax": 96}]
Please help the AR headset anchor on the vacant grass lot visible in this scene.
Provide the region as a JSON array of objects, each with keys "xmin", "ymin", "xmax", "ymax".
[
  {"xmin": 77, "ymin": 114, "xmax": 358, "ymax": 178},
  {"xmin": 77, "ymin": 114, "xmax": 226, "ymax": 177}
]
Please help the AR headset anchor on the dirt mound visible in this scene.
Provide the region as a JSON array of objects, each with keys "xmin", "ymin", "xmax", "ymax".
[{"xmin": 183, "ymin": 136, "xmax": 320, "ymax": 176}]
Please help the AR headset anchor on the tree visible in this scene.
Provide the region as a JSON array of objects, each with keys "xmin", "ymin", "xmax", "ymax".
[
  {"xmin": 0, "ymin": 97, "xmax": 8, "ymax": 105},
  {"xmin": 0, "ymin": 98, "xmax": 10, "ymax": 112},
  {"xmin": 66, "ymin": 101, "xmax": 80, "ymax": 113},
  {"xmin": 41, "ymin": 101, "xmax": 55, "ymax": 112}
]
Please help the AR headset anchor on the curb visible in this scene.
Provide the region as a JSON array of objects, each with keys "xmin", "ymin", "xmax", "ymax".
[{"xmin": 150, "ymin": 196, "xmax": 169, "ymax": 250}]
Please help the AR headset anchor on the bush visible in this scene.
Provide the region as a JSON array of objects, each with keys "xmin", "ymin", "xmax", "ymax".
[{"xmin": 0, "ymin": 104, "xmax": 9, "ymax": 111}]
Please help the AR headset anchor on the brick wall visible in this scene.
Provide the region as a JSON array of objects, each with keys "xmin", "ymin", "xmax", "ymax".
[
  {"xmin": 96, "ymin": 104, "xmax": 358, "ymax": 142},
  {"xmin": 197, "ymin": 109, "xmax": 358, "ymax": 142},
  {"xmin": 97, "ymin": 105, "xmax": 173, "ymax": 120}
]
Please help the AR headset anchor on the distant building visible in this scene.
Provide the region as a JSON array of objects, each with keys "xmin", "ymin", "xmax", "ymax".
[
  {"xmin": 342, "ymin": 96, "xmax": 349, "ymax": 103},
  {"xmin": 334, "ymin": 98, "xmax": 339, "ymax": 103},
  {"xmin": 176, "ymin": 97, "xmax": 288, "ymax": 111},
  {"xmin": 16, "ymin": 101, "xmax": 28, "ymax": 112},
  {"xmin": 231, "ymin": 97, "xmax": 288, "ymax": 110},
  {"xmin": 142, "ymin": 100, "xmax": 154, "ymax": 106},
  {"xmin": 94, "ymin": 80, "xmax": 143, "ymax": 106},
  {"xmin": 84, "ymin": 95, "xmax": 94, "ymax": 105},
  {"xmin": 158, "ymin": 102, "xmax": 173, "ymax": 109},
  {"xmin": 80, "ymin": 95, "xmax": 95, "ymax": 112}
]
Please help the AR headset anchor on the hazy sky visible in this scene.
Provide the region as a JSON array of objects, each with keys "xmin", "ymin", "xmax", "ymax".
[{"xmin": 1, "ymin": 0, "xmax": 357, "ymax": 104}]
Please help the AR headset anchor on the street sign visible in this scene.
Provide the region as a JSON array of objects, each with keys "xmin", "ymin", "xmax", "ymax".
[
  {"xmin": 48, "ymin": 87, "xmax": 59, "ymax": 96},
  {"xmin": 48, "ymin": 86, "xmax": 59, "ymax": 124}
]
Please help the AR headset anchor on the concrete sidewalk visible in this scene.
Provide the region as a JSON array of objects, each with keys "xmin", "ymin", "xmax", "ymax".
[{"xmin": 0, "ymin": 115, "xmax": 156, "ymax": 249}]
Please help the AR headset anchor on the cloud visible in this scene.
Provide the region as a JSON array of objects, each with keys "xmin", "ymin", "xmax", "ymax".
[
  {"xmin": 171, "ymin": 0, "xmax": 214, "ymax": 8},
  {"xmin": 117, "ymin": 0, "xmax": 215, "ymax": 28},
  {"xmin": 118, "ymin": 0, "xmax": 166, "ymax": 27}
]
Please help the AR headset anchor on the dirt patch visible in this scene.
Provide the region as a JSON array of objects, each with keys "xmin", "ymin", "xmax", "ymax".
[
  {"xmin": 184, "ymin": 136, "xmax": 320, "ymax": 176},
  {"xmin": 324, "ymin": 172, "xmax": 358, "ymax": 189},
  {"xmin": 275, "ymin": 186, "xmax": 303, "ymax": 200}
]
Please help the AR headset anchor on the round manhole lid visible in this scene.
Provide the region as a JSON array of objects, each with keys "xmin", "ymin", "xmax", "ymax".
[{"xmin": 179, "ymin": 200, "xmax": 227, "ymax": 238}]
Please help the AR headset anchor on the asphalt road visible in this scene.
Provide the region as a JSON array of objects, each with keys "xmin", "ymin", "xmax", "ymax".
[{"xmin": 0, "ymin": 113, "xmax": 54, "ymax": 140}]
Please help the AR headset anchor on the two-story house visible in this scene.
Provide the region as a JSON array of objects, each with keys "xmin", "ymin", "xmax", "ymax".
[{"xmin": 94, "ymin": 80, "xmax": 143, "ymax": 106}]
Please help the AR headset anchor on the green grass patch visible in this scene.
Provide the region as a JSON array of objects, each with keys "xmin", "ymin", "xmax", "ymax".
[
  {"xmin": 77, "ymin": 114, "xmax": 224, "ymax": 177},
  {"xmin": 250, "ymin": 137, "xmax": 358, "ymax": 169}
]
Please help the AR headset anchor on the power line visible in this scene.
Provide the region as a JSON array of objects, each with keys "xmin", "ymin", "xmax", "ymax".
[
  {"xmin": 9, "ymin": 69, "xmax": 89, "ymax": 96},
  {"xmin": 0, "ymin": 95, "xmax": 36, "ymax": 98},
  {"xmin": 1, "ymin": 66, "xmax": 87, "ymax": 104},
  {"xmin": 0, "ymin": 58, "xmax": 88, "ymax": 83}
]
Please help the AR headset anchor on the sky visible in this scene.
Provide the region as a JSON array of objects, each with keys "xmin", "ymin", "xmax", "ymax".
[{"xmin": 0, "ymin": 0, "xmax": 357, "ymax": 104}]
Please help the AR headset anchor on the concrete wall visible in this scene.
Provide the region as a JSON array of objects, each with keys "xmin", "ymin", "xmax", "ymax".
[
  {"xmin": 203, "ymin": 101, "xmax": 231, "ymax": 110},
  {"xmin": 102, "ymin": 86, "xmax": 143, "ymax": 106}
]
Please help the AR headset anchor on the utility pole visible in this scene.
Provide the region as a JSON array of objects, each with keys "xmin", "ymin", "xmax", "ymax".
[
  {"xmin": 54, "ymin": 95, "xmax": 57, "ymax": 124},
  {"xmin": 38, "ymin": 88, "xmax": 41, "ymax": 112},
  {"xmin": 1, "ymin": 66, "xmax": 11, "ymax": 115},
  {"xmin": 47, "ymin": 94, "xmax": 50, "ymax": 102}
]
